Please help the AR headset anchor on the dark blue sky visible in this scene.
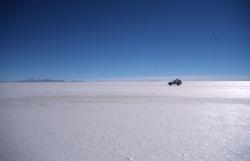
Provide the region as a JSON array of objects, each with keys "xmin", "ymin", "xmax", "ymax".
[{"xmin": 1, "ymin": 0, "xmax": 250, "ymax": 81}]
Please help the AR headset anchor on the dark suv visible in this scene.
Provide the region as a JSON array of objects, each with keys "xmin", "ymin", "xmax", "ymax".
[{"xmin": 168, "ymin": 79, "xmax": 182, "ymax": 86}]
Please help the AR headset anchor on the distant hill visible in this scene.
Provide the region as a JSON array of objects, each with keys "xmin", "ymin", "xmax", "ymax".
[{"xmin": 18, "ymin": 77, "xmax": 65, "ymax": 82}]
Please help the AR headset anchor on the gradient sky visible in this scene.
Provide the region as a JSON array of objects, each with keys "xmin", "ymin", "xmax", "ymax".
[{"xmin": 1, "ymin": 0, "xmax": 250, "ymax": 81}]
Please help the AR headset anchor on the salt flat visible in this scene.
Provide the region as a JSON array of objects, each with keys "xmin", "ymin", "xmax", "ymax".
[{"xmin": 0, "ymin": 81, "xmax": 250, "ymax": 161}]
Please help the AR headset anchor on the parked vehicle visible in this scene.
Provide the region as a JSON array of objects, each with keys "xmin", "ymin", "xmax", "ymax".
[{"xmin": 168, "ymin": 79, "xmax": 182, "ymax": 86}]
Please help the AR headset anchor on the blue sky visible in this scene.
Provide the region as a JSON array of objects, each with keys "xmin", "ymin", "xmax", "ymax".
[{"xmin": 1, "ymin": 0, "xmax": 250, "ymax": 81}]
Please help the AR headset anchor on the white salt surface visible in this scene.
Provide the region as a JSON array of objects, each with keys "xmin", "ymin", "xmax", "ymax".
[{"xmin": 0, "ymin": 81, "xmax": 250, "ymax": 161}]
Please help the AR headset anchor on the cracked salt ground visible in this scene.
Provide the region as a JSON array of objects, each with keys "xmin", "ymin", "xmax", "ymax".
[{"xmin": 0, "ymin": 81, "xmax": 250, "ymax": 161}]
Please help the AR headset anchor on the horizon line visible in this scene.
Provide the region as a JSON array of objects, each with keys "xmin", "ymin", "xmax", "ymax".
[{"xmin": 1, "ymin": 75, "xmax": 250, "ymax": 82}]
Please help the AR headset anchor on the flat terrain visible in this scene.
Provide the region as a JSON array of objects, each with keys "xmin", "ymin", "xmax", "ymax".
[{"xmin": 0, "ymin": 81, "xmax": 250, "ymax": 161}]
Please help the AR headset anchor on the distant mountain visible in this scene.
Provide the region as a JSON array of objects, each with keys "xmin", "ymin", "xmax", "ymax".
[{"xmin": 18, "ymin": 77, "xmax": 65, "ymax": 82}]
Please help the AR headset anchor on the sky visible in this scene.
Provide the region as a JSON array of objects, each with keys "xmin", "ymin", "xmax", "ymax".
[{"xmin": 1, "ymin": 0, "xmax": 250, "ymax": 81}]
